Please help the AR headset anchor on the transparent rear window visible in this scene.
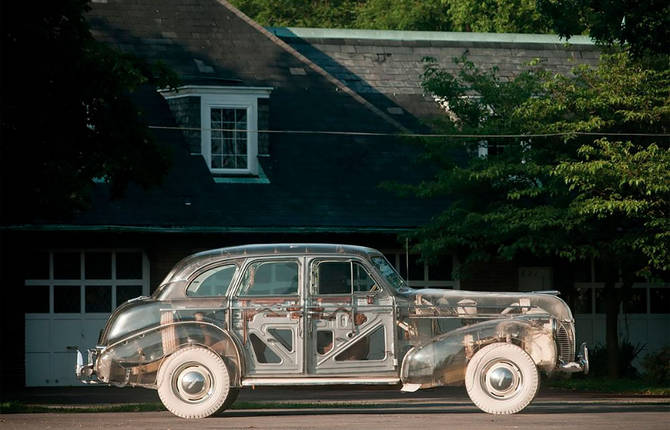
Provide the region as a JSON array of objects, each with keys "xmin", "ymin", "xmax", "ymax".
[{"xmin": 187, "ymin": 264, "xmax": 237, "ymax": 297}]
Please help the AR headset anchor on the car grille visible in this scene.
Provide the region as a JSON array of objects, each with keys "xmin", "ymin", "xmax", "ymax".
[{"xmin": 556, "ymin": 323, "xmax": 574, "ymax": 363}]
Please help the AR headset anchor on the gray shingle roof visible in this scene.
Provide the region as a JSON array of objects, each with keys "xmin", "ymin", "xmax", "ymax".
[{"xmin": 30, "ymin": 0, "xmax": 598, "ymax": 232}]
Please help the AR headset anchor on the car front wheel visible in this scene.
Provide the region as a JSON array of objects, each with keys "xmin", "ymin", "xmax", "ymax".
[
  {"xmin": 157, "ymin": 346, "xmax": 233, "ymax": 419},
  {"xmin": 465, "ymin": 342, "xmax": 539, "ymax": 414}
]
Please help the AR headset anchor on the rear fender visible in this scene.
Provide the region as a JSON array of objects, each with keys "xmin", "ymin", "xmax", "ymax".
[
  {"xmin": 400, "ymin": 318, "xmax": 556, "ymax": 389},
  {"xmin": 96, "ymin": 321, "xmax": 244, "ymax": 388}
]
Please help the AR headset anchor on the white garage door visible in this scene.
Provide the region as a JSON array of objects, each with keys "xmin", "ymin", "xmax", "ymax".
[{"xmin": 24, "ymin": 250, "xmax": 149, "ymax": 386}]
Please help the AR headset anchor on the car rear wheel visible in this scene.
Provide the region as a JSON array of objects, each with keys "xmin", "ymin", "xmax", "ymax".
[
  {"xmin": 157, "ymin": 346, "xmax": 233, "ymax": 419},
  {"xmin": 465, "ymin": 342, "xmax": 539, "ymax": 414}
]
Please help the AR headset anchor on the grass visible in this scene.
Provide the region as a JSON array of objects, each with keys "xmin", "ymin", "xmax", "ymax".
[
  {"xmin": 545, "ymin": 377, "xmax": 670, "ymax": 396},
  {"xmin": 0, "ymin": 400, "xmax": 380, "ymax": 414}
]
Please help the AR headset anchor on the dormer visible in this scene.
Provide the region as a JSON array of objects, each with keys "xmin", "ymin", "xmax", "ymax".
[{"xmin": 160, "ymin": 85, "xmax": 272, "ymax": 177}]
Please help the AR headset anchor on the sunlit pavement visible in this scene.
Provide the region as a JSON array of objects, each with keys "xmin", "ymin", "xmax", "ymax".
[{"xmin": 2, "ymin": 386, "xmax": 669, "ymax": 429}]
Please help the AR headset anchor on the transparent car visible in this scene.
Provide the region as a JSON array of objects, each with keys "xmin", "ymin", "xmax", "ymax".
[{"xmin": 74, "ymin": 244, "xmax": 588, "ymax": 418}]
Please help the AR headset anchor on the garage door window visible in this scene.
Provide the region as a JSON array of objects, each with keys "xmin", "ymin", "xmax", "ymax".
[{"xmin": 25, "ymin": 250, "xmax": 147, "ymax": 314}]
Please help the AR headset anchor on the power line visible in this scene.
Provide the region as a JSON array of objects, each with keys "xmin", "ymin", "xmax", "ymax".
[{"xmin": 147, "ymin": 125, "xmax": 670, "ymax": 139}]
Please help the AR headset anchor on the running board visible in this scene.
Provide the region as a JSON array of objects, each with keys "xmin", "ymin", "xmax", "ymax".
[{"xmin": 242, "ymin": 377, "xmax": 400, "ymax": 387}]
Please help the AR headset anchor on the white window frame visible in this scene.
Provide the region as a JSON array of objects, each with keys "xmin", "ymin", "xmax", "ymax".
[{"xmin": 160, "ymin": 86, "xmax": 272, "ymax": 176}]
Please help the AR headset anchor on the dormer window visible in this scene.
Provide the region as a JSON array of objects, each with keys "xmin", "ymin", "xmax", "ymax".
[{"xmin": 161, "ymin": 86, "xmax": 272, "ymax": 176}]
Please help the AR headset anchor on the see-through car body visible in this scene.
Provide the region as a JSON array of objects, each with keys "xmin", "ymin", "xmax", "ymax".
[{"xmin": 74, "ymin": 244, "xmax": 588, "ymax": 418}]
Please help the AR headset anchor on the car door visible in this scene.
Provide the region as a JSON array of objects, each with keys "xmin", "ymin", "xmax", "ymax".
[
  {"xmin": 305, "ymin": 257, "xmax": 396, "ymax": 375},
  {"xmin": 230, "ymin": 257, "xmax": 304, "ymax": 375}
]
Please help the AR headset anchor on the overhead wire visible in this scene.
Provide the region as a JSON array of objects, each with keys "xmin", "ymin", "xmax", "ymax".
[{"xmin": 146, "ymin": 125, "xmax": 670, "ymax": 139}]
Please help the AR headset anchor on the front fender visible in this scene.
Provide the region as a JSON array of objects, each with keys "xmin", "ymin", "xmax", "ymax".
[
  {"xmin": 96, "ymin": 321, "xmax": 243, "ymax": 388},
  {"xmin": 400, "ymin": 318, "xmax": 556, "ymax": 389}
]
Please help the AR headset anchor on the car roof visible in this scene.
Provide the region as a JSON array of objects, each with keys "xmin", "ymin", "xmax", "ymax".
[{"xmin": 164, "ymin": 243, "xmax": 382, "ymax": 283}]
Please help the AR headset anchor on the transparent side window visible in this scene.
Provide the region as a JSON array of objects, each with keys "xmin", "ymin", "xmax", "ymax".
[
  {"xmin": 187, "ymin": 264, "xmax": 237, "ymax": 297},
  {"xmin": 317, "ymin": 262, "xmax": 350, "ymax": 295},
  {"xmin": 238, "ymin": 261, "xmax": 299, "ymax": 296},
  {"xmin": 314, "ymin": 261, "xmax": 377, "ymax": 295},
  {"xmin": 353, "ymin": 263, "xmax": 376, "ymax": 293}
]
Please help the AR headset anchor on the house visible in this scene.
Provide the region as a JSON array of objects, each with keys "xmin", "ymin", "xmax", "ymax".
[{"xmin": 1, "ymin": 0, "xmax": 665, "ymax": 390}]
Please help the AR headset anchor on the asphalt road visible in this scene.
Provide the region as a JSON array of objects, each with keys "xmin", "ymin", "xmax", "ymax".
[{"xmin": 2, "ymin": 387, "xmax": 669, "ymax": 430}]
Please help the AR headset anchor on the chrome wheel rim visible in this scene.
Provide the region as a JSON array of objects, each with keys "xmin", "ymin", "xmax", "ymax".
[
  {"xmin": 172, "ymin": 362, "xmax": 214, "ymax": 403},
  {"xmin": 481, "ymin": 359, "xmax": 522, "ymax": 400}
]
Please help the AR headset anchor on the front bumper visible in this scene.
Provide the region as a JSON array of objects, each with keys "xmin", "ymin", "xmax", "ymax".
[
  {"xmin": 558, "ymin": 342, "xmax": 589, "ymax": 374},
  {"xmin": 72, "ymin": 347, "xmax": 102, "ymax": 384}
]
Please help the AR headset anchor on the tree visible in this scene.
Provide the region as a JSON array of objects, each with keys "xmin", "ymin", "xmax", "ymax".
[
  {"xmin": 409, "ymin": 52, "xmax": 669, "ymax": 377},
  {"xmin": 1, "ymin": 0, "xmax": 176, "ymax": 223},
  {"xmin": 448, "ymin": 0, "xmax": 551, "ymax": 33},
  {"xmin": 230, "ymin": 0, "xmax": 553, "ymax": 34},
  {"xmin": 538, "ymin": 0, "xmax": 670, "ymax": 56},
  {"xmin": 230, "ymin": 0, "xmax": 360, "ymax": 28}
]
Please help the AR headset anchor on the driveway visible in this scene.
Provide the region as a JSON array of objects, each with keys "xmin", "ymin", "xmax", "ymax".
[{"xmin": 2, "ymin": 386, "xmax": 668, "ymax": 429}]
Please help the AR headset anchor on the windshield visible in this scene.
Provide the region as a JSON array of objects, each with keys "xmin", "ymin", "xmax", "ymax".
[{"xmin": 370, "ymin": 255, "xmax": 407, "ymax": 291}]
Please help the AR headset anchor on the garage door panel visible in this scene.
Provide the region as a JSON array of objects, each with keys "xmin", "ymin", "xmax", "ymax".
[
  {"xmin": 82, "ymin": 318, "xmax": 109, "ymax": 348},
  {"xmin": 25, "ymin": 353, "xmax": 51, "ymax": 387},
  {"xmin": 53, "ymin": 351, "xmax": 80, "ymax": 386},
  {"xmin": 25, "ymin": 319, "xmax": 51, "ymax": 353},
  {"xmin": 51, "ymin": 319, "xmax": 83, "ymax": 351}
]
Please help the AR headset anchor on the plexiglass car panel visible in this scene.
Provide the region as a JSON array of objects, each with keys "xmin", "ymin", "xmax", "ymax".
[{"xmin": 80, "ymin": 244, "xmax": 585, "ymax": 398}]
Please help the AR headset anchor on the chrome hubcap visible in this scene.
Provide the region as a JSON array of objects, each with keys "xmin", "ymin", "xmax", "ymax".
[
  {"xmin": 482, "ymin": 360, "xmax": 522, "ymax": 400},
  {"xmin": 173, "ymin": 363, "xmax": 213, "ymax": 403}
]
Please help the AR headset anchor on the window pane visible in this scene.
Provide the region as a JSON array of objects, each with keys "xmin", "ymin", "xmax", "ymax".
[
  {"xmin": 116, "ymin": 252, "xmax": 142, "ymax": 279},
  {"xmin": 595, "ymin": 288, "xmax": 606, "ymax": 314},
  {"xmin": 650, "ymin": 288, "xmax": 670, "ymax": 314},
  {"xmin": 623, "ymin": 288, "xmax": 647, "ymax": 314},
  {"xmin": 211, "ymin": 138, "xmax": 222, "ymax": 154},
  {"xmin": 212, "ymin": 156, "xmax": 223, "ymax": 168},
  {"xmin": 239, "ymin": 261, "xmax": 298, "ymax": 296},
  {"xmin": 249, "ymin": 333, "xmax": 281, "ymax": 363},
  {"xmin": 236, "ymin": 156, "xmax": 247, "ymax": 168},
  {"xmin": 335, "ymin": 326, "xmax": 385, "ymax": 361},
  {"xmin": 187, "ymin": 265, "xmax": 236, "ymax": 297},
  {"xmin": 85, "ymin": 252, "xmax": 111, "ymax": 279},
  {"xmin": 85, "ymin": 285, "xmax": 111, "ymax": 313},
  {"xmin": 268, "ymin": 328, "xmax": 293, "ymax": 352},
  {"xmin": 26, "ymin": 251, "xmax": 49, "ymax": 279},
  {"xmin": 26, "ymin": 285, "xmax": 50, "ymax": 313},
  {"xmin": 317, "ymin": 262, "xmax": 351, "ymax": 295},
  {"xmin": 221, "ymin": 109, "xmax": 234, "ymax": 122},
  {"xmin": 116, "ymin": 285, "xmax": 143, "ymax": 307},
  {"xmin": 353, "ymin": 263, "xmax": 376, "ymax": 293},
  {"xmin": 53, "ymin": 252, "xmax": 80, "ymax": 280},
  {"xmin": 54, "ymin": 285, "xmax": 80, "ymax": 313}
]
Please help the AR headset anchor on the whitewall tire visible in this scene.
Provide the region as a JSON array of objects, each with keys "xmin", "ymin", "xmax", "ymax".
[
  {"xmin": 465, "ymin": 342, "xmax": 539, "ymax": 414},
  {"xmin": 157, "ymin": 346, "xmax": 233, "ymax": 419}
]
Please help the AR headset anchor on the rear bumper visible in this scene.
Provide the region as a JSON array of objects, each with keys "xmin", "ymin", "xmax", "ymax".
[{"xmin": 558, "ymin": 342, "xmax": 589, "ymax": 374}]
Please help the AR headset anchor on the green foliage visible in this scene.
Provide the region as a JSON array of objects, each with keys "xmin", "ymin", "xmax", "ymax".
[
  {"xmin": 448, "ymin": 0, "xmax": 551, "ymax": 33},
  {"xmin": 537, "ymin": 0, "xmax": 670, "ymax": 56},
  {"xmin": 353, "ymin": 0, "xmax": 452, "ymax": 31},
  {"xmin": 641, "ymin": 346, "xmax": 670, "ymax": 384},
  {"xmin": 231, "ymin": 0, "xmax": 360, "ymax": 28},
  {"xmin": 230, "ymin": 0, "xmax": 552, "ymax": 33},
  {"xmin": 410, "ymin": 51, "xmax": 669, "ymax": 275},
  {"xmin": 1, "ymin": 0, "xmax": 177, "ymax": 222}
]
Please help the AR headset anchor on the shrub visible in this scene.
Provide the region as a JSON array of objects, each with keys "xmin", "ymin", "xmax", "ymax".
[
  {"xmin": 584, "ymin": 340, "xmax": 645, "ymax": 378},
  {"xmin": 641, "ymin": 346, "xmax": 670, "ymax": 384}
]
